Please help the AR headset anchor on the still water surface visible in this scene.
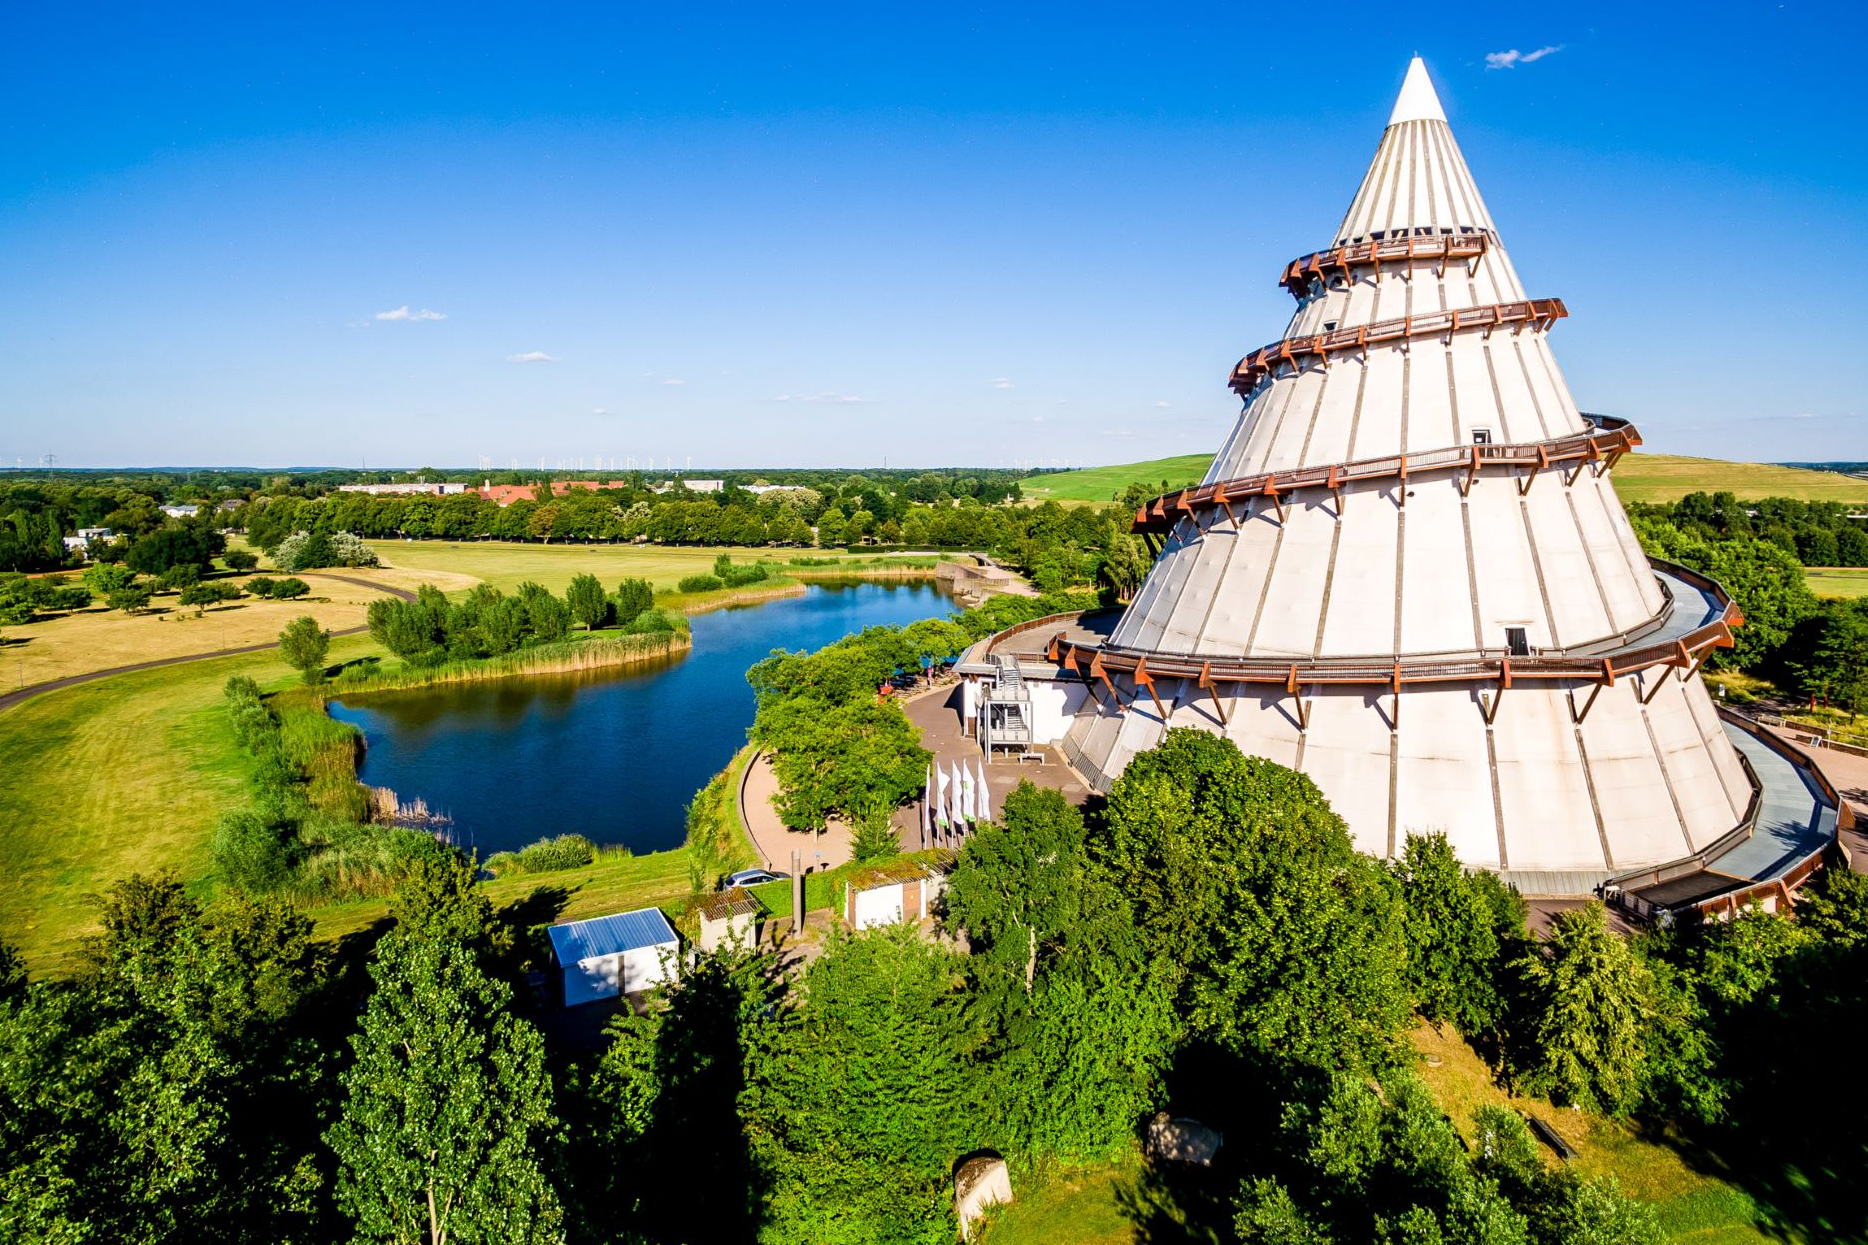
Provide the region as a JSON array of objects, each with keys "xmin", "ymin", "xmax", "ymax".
[{"xmin": 328, "ymin": 582, "xmax": 955, "ymax": 857}]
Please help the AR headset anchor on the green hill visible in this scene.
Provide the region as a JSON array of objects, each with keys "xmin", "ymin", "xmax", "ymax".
[
  {"xmin": 1018, "ymin": 452, "xmax": 1868, "ymax": 507},
  {"xmin": 1017, "ymin": 454, "xmax": 1211, "ymax": 504},
  {"xmin": 1610, "ymin": 454, "xmax": 1868, "ymax": 505}
]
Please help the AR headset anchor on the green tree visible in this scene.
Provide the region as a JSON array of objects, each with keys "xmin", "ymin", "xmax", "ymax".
[
  {"xmin": 106, "ymin": 582, "xmax": 154, "ymax": 613},
  {"xmin": 178, "ymin": 581, "xmax": 242, "ymax": 610},
  {"xmin": 327, "ymin": 862, "xmax": 563, "ymax": 1245},
  {"xmin": 754, "ymin": 698, "xmax": 929, "ymax": 832},
  {"xmin": 1394, "ymin": 832, "xmax": 1523, "ymax": 1036},
  {"xmin": 223, "ymin": 549, "xmax": 259, "ymax": 572},
  {"xmin": 1100, "ymin": 533, "xmax": 1152, "ymax": 599},
  {"xmin": 1099, "ymin": 729, "xmax": 1410, "ymax": 1069},
  {"xmin": 81, "ymin": 561, "xmax": 137, "ymax": 595},
  {"xmin": 565, "ymin": 573, "xmax": 609, "ymax": 631},
  {"xmin": 614, "ymin": 576, "xmax": 654, "ymax": 624},
  {"xmin": 277, "ymin": 616, "xmax": 330, "ymax": 684},
  {"xmin": 1511, "ymin": 903, "xmax": 1654, "ymax": 1114},
  {"xmin": 743, "ymin": 926, "xmax": 988, "ymax": 1244}
]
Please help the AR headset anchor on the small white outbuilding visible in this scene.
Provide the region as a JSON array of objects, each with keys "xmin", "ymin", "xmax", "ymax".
[{"xmin": 547, "ymin": 908, "xmax": 680, "ymax": 1007}]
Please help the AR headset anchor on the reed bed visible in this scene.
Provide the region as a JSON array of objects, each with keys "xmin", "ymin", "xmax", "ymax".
[{"xmin": 329, "ymin": 630, "xmax": 692, "ymax": 695}]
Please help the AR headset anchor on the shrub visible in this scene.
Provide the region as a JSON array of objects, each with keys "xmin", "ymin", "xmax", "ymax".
[
  {"xmin": 269, "ymin": 577, "xmax": 311, "ymax": 600},
  {"xmin": 677, "ymin": 574, "xmax": 723, "ymax": 593},
  {"xmin": 222, "ymin": 549, "xmax": 259, "ymax": 572},
  {"xmin": 106, "ymin": 583, "xmax": 154, "ymax": 613},
  {"xmin": 158, "ymin": 563, "xmax": 201, "ymax": 591},
  {"xmin": 487, "ymin": 834, "xmax": 598, "ymax": 875},
  {"xmin": 178, "ymin": 582, "xmax": 243, "ymax": 608},
  {"xmin": 212, "ymin": 810, "xmax": 300, "ymax": 893},
  {"xmin": 622, "ymin": 607, "xmax": 681, "ymax": 635},
  {"xmin": 246, "ymin": 576, "xmax": 277, "ymax": 597}
]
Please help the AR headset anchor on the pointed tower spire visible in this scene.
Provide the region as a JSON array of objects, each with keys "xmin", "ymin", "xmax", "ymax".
[
  {"xmin": 1060, "ymin": 58, "xmax": 1757, "ymax": 898},
  {"xmin": 1387, "ymin": 56, "xmax": 1446, "ymax": 125}
]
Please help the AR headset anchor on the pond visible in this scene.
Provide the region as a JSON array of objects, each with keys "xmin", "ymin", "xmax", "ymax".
[{"xmin": 327, "ymin": 581, "xmax": 956, "ymax": 857}]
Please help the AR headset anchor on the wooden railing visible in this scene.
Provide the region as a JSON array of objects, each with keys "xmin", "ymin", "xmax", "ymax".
[
  {"xmin": 1130, "ymin": 419, "xmax": 1640, "ymax": 536},
  {"xmin": 1229, "ymin": 298, "xmax": 1567, "ymax": 395},
  {"xmin": 1279, "ymin": 230, "xmax": 1492, "ymax": 297}
]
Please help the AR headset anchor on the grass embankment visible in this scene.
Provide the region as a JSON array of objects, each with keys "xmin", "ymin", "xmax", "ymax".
[
  {"xmin": 0, "ymin": 636, "xmax": 377, "ymax": 973},
  {"xmin": 1016, "ymin": 455, "xmax": 1210, "ymax": 504},
  {"xmin": 1410, "ymin": 1024, "xmax": 1768, "ymax": 1244}
]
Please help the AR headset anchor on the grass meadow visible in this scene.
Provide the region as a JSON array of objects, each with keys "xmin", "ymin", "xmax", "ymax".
[
  {"xmin": 1805, "ymin": 567, "xmax": 1868, "ymax": 598},
  {"xmin": 360, "ymin": 539, "xmax": 897, "ymax": 597},
  {"xmin": 1015, "ymin": 451, "xmax": 1868, "ymax": 509}
]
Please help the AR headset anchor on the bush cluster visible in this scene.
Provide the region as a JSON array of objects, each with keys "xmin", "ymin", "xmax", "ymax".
[
  {"xmin": 0, "ymin": 573, "xmax": 90, "ymax": 624},
  {"xmin": 485, "ymin": 834, "xmax": 598, "ymax": 876},
  {"xmin": 244, "ymin": 575, "xmax": 310, "ymax": 600}
]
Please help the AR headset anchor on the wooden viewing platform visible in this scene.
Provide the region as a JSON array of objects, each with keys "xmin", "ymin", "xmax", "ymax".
[
  {"xmin": 1278, "ymin": 229, "xmax": 1493, "ymax": 297},
  {"xmin": 1229, "ymin": 297, "xmax": 1568, "ymax": 395},
  {"xmin": 1129, "ymin": 416, "xmax": 1641, "ymax": 538}
]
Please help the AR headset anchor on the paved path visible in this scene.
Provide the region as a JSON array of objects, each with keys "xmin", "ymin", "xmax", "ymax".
[
  {"xmin": 740, "ymin": 751, "xmax": 855, "ymax": 873},
  {"xmin": 0, "ymin": 572, "xmax": 416, "ymax": 716}
]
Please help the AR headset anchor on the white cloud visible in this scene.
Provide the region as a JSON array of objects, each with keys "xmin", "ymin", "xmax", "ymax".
[
  {"xmin": 1486, "ymin": 45, "xmax": 1563, "ymax": 69},
  {"xmin": 1031, "ymin": 415, "xmax": 1045, "ymax": 424},
  {"xmin": 1154, "ymin": 400, "xmax": 1172, "ymax": 408},
  {"xmin": 507, "ymin": 351, "xmax": 559, "ymax": 364},
  {"xmin": 659, "ymin": 377, "xmax": 686, "ymax": 386},
  {"xmin": 592, "ymin": 407, "xmax": 610, "ymax": 416},
  {"xmin": 987, "ymin": 377, "xmax": 1014, "ymax": 389},
  {"xmin": 769, "ymin": 391, "xmax": 876, "ymax": 405},
  {"xmin": 375, "ymin": 305, "xmax": 447, "ymax": 322}
]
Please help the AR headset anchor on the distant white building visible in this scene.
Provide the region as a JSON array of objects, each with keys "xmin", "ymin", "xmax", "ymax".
[
  {"xmin": 62, "ymin": 526, "xmax": 115, "ymax": 557},
  {"xmin": 160, "ymin": 504, "xmax": 199, "ymax": 518},
  {"xmin": 651, "ymin": 479, "xmax": 723, "ymax": 495},
  {"xmin": 548, "ymin": 908, "xmax": 680, "ymax": 1006},
  {"xmin": 335, "ymin": 481, "xmax": 468, "ymax": 496}
]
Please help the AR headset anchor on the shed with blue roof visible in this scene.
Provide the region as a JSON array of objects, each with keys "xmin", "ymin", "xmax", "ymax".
[{"xmin": 547, "ymin": 907, "xmax": 680, "ymax": 1006}]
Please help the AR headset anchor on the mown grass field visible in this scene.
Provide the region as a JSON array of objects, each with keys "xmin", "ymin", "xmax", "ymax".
[
  {"xmin": 1016, "ymin": 452, "xmax": 1868, "ymax": 509},
  {"xmin": 1611, "ymin": 455, "xmax": 1868, "ymax": 506},
  {"xmin": 1806, "ymin": 567, "xmax": 1868, "ymax": 599},
  {"xmin": 362, "ymin": 540, "xmax": 889, "ymax": 597},
  {"xmin": 0, "ymin": 569, "xmax": 425, "ymax": 688},
  {"xmin": 0, "ymin": 637, "xmax": 374, "ymax": 974}
]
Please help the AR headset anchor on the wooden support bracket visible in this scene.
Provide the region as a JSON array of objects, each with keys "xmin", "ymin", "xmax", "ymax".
[
  {"xmin": 1198, "ymin": 661, "xmax": 1229, "ymax": 727},
  {"xmin": 1133, "ymin": 656, "xmax": 1168, "ymax": 721},
  {"xmin": 1571, "ymin": 680, "xmax": 1606, "ymax": 724}
]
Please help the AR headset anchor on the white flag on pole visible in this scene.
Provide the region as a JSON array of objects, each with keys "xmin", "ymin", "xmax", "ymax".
[
  {"xmin": 975, "ymin": 757, "xmax": 992, "ymax": 823},
  {"xmin": 935, "ymin": 764, "xmax": 950, "ymax": 830},
  {"xmin": 959, "ymin": 761, "xmax": 975, "ymax": 824},
  {"xmin": 920, "ymin": 765, "xmax": 932, "ymax": 845}
]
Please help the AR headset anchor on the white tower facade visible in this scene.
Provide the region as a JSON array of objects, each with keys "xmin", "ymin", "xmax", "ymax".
[{"xmin": 1059, "ymin": 60, "xmax": 1751, "ymax": 894}]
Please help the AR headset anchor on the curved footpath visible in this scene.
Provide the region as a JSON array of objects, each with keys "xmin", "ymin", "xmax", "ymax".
[{"xmin": 0, "ymin": 573, "xmax": 417, "ymax": 716}]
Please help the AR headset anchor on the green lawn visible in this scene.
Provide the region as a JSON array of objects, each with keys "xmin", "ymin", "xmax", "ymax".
[
  {"xmin": 978, "ymin": 1164, "xmax": 1137, "ymax": 1245},
  {"xmin": 1805, "ymin": 567, "xmax": 1868, "ymax": 599},
  {"xmin": 1016, "ymin": 452, "xmax": 1868, "ymax": 509},
  {"xmin": 363, "ymin": 540, "xmax": 888, "ymax": 597},
  {"xmin": 1016, "ymin": 455, "xmax": 1211, "ymax": 505},
  {"xmin": 0, "ymin": 637, "xmax": 375, "ymax": 974}
]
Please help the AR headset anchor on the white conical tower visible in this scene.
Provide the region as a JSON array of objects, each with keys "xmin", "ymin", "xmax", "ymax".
[{"xmin": 1059, "ymin": 59, "xmax": 1752, "ymax": 893}]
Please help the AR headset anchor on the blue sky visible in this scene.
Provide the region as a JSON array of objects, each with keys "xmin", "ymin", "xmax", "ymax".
[{"xmin": 2, "ymin": 2, "xmax": 1863, "ymax": 470}]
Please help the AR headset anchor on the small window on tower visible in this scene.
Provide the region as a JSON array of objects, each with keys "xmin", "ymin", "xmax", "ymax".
[
  {"xmin": 1322, "ymin": 320, "xmax": 1338, "ymax": 332},
  {"xmin": 1505, "ymin": 627, "xmax": 1529, "ymax": 656},
  {"xmin": 1471, "ymin": 428, "xmax": 1493, "ymax": 445}
]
